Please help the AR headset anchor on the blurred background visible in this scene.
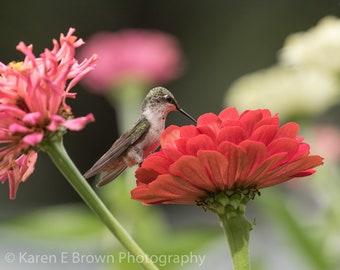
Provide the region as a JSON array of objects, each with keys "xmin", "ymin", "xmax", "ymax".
[{"xmin": 0, "ymin": 0, "xmax": 340, "ymax": 269}]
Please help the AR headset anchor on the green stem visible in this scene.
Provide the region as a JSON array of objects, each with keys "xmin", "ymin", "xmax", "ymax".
[
  {"xmin": 218, "ymin": 211, "xmax": 251, "ymax": 270},
  {"xmin": 201, "ymin": 192, "xmax": 253, "ymax": 270},
  {"xmin": 42, "ymin": 137, "xmax": 159, "ymax": 270}
]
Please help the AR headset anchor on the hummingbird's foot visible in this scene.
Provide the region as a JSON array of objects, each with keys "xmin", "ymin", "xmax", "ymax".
[{"xmin": 148, "ymin": 146, "xmax": 161, "ymax": 156}]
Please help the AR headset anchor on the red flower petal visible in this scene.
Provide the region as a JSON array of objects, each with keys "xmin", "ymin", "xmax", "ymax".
[
  {"xmin": 267, "ymin": 137, "xmax": 299, "ymax": 159},
  {"xmin": 197, "ymin": 125, "xmax": 218, "ymax": 141},
  {"xmin": 277, "ymin": 122, "xmax": 300, "ymax": 138},
  {"xmin": 257, "ymin": 155, "xmax": 324, "ymax": 188},
  {"xmin": 132, "ymin": 174, "xmax": 206, "ymax": 204},
  {"xmin": 162, "ymin": 147, "xmax": 183, "ymax": 162},
  {"xmin": 197, "ymin": 112, "xmax": 220, "ymax": 126},
  {"xmin": 254, "ymin": 115, "xmax": 279, "ymax": 130},
  {"xmin": 142, "ymin": 153, "xmax": 172, "ymax": 174},
  {"xmin": 169, "ymin": 156, "xmax": 216, "ymax": 192},
  {"xmin": 218, "ymin": 141, "xmax": 247, "ymax": 188},
  {"xmin": 197, "ymin": 113, "xmax": 221, "ymax": 135},
  {"xmin": 250, "ymin": 125, "xmax": 278, "ymax": 145},
  {"xmin": 132, "ymin": 107, "xmax": 324, "ymax": 205},
  {"xmin": 244, "ymin": 153, "xmax": 288, "ymax": 187},
  {"xmin": 160, "ymin": 125, "xmax": 180, "ymax": 147},
  {"xmin": 186, "ymin": 134, "xmax": 216, "ymax": 155},
  {"xmin": 151, "ymin": 174, "xmax": 207, "ymax": 203},
  {"xmin": 180, "ymin": 125, "xmax": 199, "ymax": 138},
  {"xmin": 135, "ymin": 153, "xmax": 171, "ymax": 184},
  {"xmin": 293, "ymin": 169, "xmax": 316, "ymax": 177},
  {"xmin": 240, "ymin": 110, "xmax": 268, "ymax": 133},
  {"xmin": 218, "ymin": 107, "xmax": 240, "ymax": 121},
  {"xmin": 238, "ymin": 140, "xmax": 268, "ymax": 179},
  {"xmin": 197, "ymin": 150, "xmax": 229, "ymax": 190},
  {"xmin": 216, "ymin": 126, "xmax": 247, "ymax": 145}
]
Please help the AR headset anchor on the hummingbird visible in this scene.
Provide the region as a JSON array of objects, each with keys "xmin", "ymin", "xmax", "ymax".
[{"xmin": 83, "ymin": 87, "xmax": 197, "ymax": 187}]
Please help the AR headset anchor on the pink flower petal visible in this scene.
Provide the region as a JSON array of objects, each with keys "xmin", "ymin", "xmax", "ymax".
[
  {"xmin": 7, "ymin": 151, "xmax": 37, "ymax": 200},
  {"xmin": 78, "ymin": 29, "xmax": 183, "ymax": 93},
  {"xmin": 23, "ymin": 112, "xmax": 42, "ymax": 125},
  {"xmin": 22, "ymin": 132, "xmax": 44, "ymax": 146},
  {"xmin": 46, "ymin": 115, "xmax": 65, "ymax": 131},
  {"xmin": 0, "ymin": 28, "xmax": 97, "ymax": 199},
  {"xmin": 9, "ymin": 123, "xmax": 31, "ymax": 134},
  {"xmin": 61, "ymin": 113, "xmax": 95, "ymax": 130}
]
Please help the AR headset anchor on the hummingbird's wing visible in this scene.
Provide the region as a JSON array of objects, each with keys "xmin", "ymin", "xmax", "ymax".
[{"xmin": 83, "ymin": 117, "xmax": 151, "ymax": 180}]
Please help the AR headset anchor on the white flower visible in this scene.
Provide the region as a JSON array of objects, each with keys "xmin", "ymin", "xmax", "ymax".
[
  {"xmin": 280, "ymin": 16, "xmax": 340, "ymax": 72},
  {"xmin": 225, "ymin": 65, "xmax": 339, "ymax": 120}
]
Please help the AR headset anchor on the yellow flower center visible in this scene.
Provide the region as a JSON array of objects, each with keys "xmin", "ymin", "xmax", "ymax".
[{"xmin": 9, "ymin": 61, "xmax": 25, "ymax": 72}]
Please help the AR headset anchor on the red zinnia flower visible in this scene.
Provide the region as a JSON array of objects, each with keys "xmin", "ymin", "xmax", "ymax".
[
  {"xmin": 0, "ymin": 28, "xmax": 97, "ymax": 199},
  {"xmin": 131, "ymin": 108, "xmax": 324, "ymax": 204}
]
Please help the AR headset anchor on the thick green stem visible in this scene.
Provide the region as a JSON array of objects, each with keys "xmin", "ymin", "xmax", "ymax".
[
  {"xmin": 218, "ymin": 210, "xmax": 251, "ymax": 270},
  {"xmin": 201, "ymin": 191, "xmax": 254, "ymax": 270},
  {"xmin": 42, "ymin": 137, "xmax": 159, "ymax": 270}
]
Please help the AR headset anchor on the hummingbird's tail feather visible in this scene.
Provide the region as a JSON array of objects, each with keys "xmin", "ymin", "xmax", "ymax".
[
  {"xmin": 83, "ymin": 151, "xmax": 120, "ymax": 180},
  {"xmin": 96, "ymin": 164, "xmax": 127, "ymax": 187}
]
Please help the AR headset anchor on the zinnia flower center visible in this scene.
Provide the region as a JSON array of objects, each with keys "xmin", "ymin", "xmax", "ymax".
[
  {"xmin": 9, "ymin": 61, "xmax": 25, "ymax": 72},
  {"xmin": 16, "ymin": 97, "xmax": 30, "ymax": 112}
]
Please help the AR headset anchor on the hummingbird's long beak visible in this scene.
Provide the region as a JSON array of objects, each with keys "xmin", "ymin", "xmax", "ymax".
[{"xmin": 178, "ymin": 107, "xmax": 197, "ymax": 124}]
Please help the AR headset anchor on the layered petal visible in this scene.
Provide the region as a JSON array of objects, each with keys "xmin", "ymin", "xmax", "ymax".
[
  {"xmin": 0, "ymin": 28, "xmax": 97, "ymax": 199},
  {"xmin": 132, "ymin": 107, "xmax": 323, "ymax": 205}
]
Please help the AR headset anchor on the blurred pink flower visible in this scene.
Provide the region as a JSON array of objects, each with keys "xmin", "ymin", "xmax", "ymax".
[
  {"xmin": 0, "ymin": 28, "xmax": 97, "ymax": 199},
  {"xmin": 78, "ymin": 29, "xmax": 184, "ymax": 93},
  {"xmin": 312, "ymin": 124, "xmax": 340, "ymax": 162}
]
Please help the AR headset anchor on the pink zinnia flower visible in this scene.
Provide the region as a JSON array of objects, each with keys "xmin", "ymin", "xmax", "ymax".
[
  {"xmin": 78, "ymin": 29, "xmax": 184, "ymax": 93},
  {"xmin": 131, "ymin": 108, "xmax": 324, "ymax": 204},
  {"xmin": 0, "ymin": 28, "xmax": 97, "ymax": 199}
]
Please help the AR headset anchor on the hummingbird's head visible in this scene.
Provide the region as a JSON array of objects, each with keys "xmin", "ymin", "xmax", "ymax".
[{"xmin": 142, "ymin": 87, "xmax": 196, "ymax": 123}]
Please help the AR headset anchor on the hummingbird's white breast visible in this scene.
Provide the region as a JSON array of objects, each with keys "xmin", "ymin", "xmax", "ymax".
[
  {"xmin": 137, "ymin": 107, "xmax": 167, "ymax": 157},
  {"xmin": 126, "ymin": 94, "xmax": 177, "ymax": 165}
]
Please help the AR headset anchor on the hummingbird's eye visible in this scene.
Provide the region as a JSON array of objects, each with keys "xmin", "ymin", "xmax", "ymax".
[{"xmin": 164, "ymin": 95, "xmax": 174, "ymax": 103}]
